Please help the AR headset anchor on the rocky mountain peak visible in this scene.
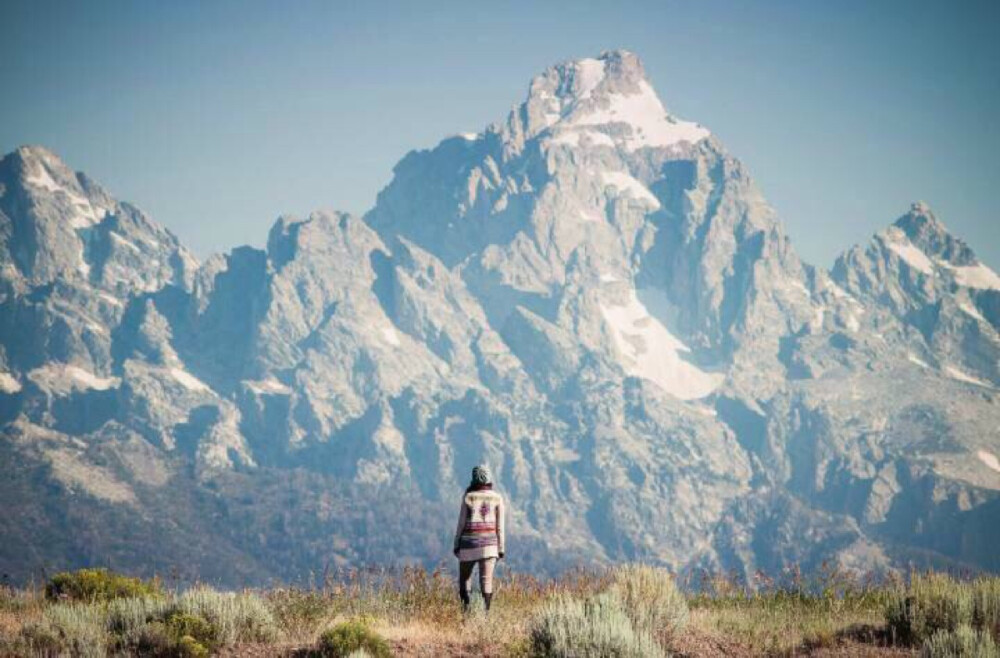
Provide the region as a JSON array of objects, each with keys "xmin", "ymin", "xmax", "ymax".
[
  {"xmin": 835, "ymin": 201, "xmax": 1000, "ymax": 300},
  {"xmin": 1, "ymin": 145, "xmax": 115, "ymax": 221},
  {"xmin": 7, "ymin": 145, "xmax": 68, "ymax": 177},
  {"xmin": 889, "ymin": 201, "xmax": 977, "ymax": 267},
  {"xmin": 831, "ymin": 202, "xmax": 1000, "ymax": 382},
  {"xmin": 2, "ymin": 52, "xmax": 999, "ymax": 586},
  {"xmin": 8, "ymin": 144, "xmax": 62, "ymax": 171},
  {"xmin": 527, "ymin": 50, "xmax": 647, "ymax": 106},
  {"xmin": 513, "ymin": 50, "xmax": 710, "ymax": 151}
]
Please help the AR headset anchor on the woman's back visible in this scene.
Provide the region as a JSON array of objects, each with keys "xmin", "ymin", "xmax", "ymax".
[
  {"xmin": 453, "ymin": 465, "xmax": 505, "ymax": 612},
  {"xmin": 455, "ymin": 486, "xmax": 504, "ymax": 562}
]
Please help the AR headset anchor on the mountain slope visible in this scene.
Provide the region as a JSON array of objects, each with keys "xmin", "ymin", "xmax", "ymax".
[{"xmin": 1, "ymin": 52, "xmax": 998, "ymax": 584}]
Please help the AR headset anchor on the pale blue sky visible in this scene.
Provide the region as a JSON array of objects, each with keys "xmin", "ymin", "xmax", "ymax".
[{"xmin": 2, "ymin": 0, "xmax": 998, "ymax": 268}]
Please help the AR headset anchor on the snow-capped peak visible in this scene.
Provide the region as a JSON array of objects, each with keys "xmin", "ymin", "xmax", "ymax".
[
  {"xmin": 520, "ymin": 50, "xmax": 710, "ymax": 151},
  {"xmin": 8, "ymin": 145, "xmax": 113, "ymax": 229},
  {"xmin": 882, "ymin": 226, "xmax": 935, "ymax": 275},
  {"xmin": 892, "ymin": 202, "xmax": 975, "ymax": 266},
  {"xmin": 887, "ymin": 202, "xmax": 1000, "ymax": 290}
]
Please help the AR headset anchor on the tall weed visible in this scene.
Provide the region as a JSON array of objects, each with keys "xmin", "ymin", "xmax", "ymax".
[{"xmin": 610, "ymin": 563, "xmax": 688, "ymax": 637}]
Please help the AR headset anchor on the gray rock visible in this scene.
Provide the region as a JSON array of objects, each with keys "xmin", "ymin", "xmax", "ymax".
[{"xmin": 0, "ymin": 52, "xmax": 997, "ymax": 584}]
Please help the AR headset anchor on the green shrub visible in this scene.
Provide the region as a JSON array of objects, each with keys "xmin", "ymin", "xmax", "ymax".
[
  {"xmin": 20, "ymin": 602, "xmax": 108, "ymax": 657},
  {"xmin": 165, "ymin": 610, "xmax": 219, "ymax": 651},
  {"xmin": 106, "ymin": 589, "xmax": 275, "ymax": 653},
  {"xmin": 317, "ymin": 620, "xmax": 392, "ymax": 658},
  {"xmin": 177, "ymin": 586, "xmax": 278, "ymax": 645},
  {"xmin": 973, "ymin": 577, "xmax": 1000, "ymax": 640},
  {"xmin": 122, "ymin": 616, "xmax": 214, "ymax": 658},
  {"xmin": 106, "ymin": 594, "xmax": 173, "ymax": 643},
  {"xmin": 132, "ymin": 621, "xmax": 175, "ymax": 656},
  {"xmin": 921, "ymin": 625, "xmax": 999, "ymax": 658},
  {"xmin": 887, "ymin": 574, "xmax": 1000, "ymax": 645},
  {"xmin": 45, "ymin": 567, "xmax": 161, "ymax": 602},
  {"xmin": 528, "ymin": 592, "xmax": 664, "ymax": 658},
  {"xmin": 610, "ymin": 563, "xmax": 688, "ymax": 637},
  {"xmin": 267, "ymin": 588, "xmax": 334, "ymax": 641},
  {"xmin": 177, "ymin": 633, "xmax": 212, "ymax": 658},
  {"xmin": 887, "ymin": 573, "xmax": 975, "ymax": 644}
]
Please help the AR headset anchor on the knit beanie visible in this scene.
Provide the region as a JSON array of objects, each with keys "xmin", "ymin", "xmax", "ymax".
[{"xmin": 471, "ymin": 464, "xmax": 492, "ymax": 486}]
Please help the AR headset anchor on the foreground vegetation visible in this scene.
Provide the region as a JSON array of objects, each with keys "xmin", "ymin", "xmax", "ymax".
[{"xmin": 1, "ymin": 565, "xmax": 998, "ymax": 656}]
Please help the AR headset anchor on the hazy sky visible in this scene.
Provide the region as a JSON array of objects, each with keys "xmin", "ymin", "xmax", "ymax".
[{"xmin": 2, "ymin": 0, "xmax": 998, "ymax": 268}]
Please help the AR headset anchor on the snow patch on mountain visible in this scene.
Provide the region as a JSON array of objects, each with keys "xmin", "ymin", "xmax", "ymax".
[
  {"xmin": 244, "ymin": 378, "xmax": 292, "ymax": 395},
  {"xmin": 959, "ymin": 301, "xmax": 986, "ymax": 323},
  {"xmin": 548, "ymin": 129, "xmax": 615, "ymax": 148},
  {"xmin": 571, "ymin": 80, "xmax": 709, "ymax": 151},
  {"xmin": 949, "ymin": 263, "xmax": 1000, "ymax": 290},
  {"xmin": 381, "ymin": 326, "xmax": 401, "ymax": 347},
  {"xmin": 600, "ymin": 171, "xmax": 661, "ymax": 208},
  {"xmin": 600, "ymin": 288, "xmax": 723, "ymax": 400},
  {"xmin": 574, "ymin": 58, "xmax": 606, "ymax": 100},
  {"xmin": 789, "ymin": 280, "xmax": 810, "ymax": 298},
  {"xmin": 944, "ymin": 365, "xmax": 993, "ymax": 388},
  {"xmin": 523, "ymin": 51, "xmax": 709, "ymax": 152},
  {"xmin": 98, "ymin": 292, "xmax": 124, "ymax": 307},
  {"xmin": 67, "ymin": 366, "xmax": 116, "ymax": 389},
  {"xmin": 0, "ymin": 372, "xmax": 21, "ymax": 393},
  {"xmin": 25, "ymin": 163, "xmax": 108, "ymax": 229},
  {"xmin": 844, "ymin": 311, "xmax": 861, "ymax": 333},
  {"xmin": 24, "ymin": 166, "xmax": 62, "ymax": 194},
  {"xmin": 69, "ymin": 198, "xmax": 109, "ymax": 228},
  {"xmin": 111, "ymin": 232, "xmax": 141, "ymax": 253},
  {"xmin": 978, "ymin": 450, "xmax": 1000, "ymax": 474},
  {"xmin": 887, "ymin": 239, "xmax": 934, "ymax": 275},
  {"xmin": 811, "ymin": 306, "xmax": 826, "ymax": 331},
  {"xmin": 169, "ymin": 367, "xmax": 210, "ymax": 392},
  {"xmin": 28, "ymin": 364, "xmax": 118, "ymax": 392}
]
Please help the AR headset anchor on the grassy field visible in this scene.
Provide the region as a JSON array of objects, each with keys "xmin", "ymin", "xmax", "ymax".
[{"xmin": 1, "ymin": 564, "xmax": 998, "ymax": 656}]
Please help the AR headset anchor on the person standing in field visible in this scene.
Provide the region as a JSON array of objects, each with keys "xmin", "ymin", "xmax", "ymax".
[{"xmin": 453, "ymin": 464, "xmax": 505, "ymax": 613}]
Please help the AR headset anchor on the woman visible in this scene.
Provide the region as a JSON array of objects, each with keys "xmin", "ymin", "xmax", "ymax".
[{"xmin": 453, "ymin": 464, "xmax": 505, "ymax": 612}]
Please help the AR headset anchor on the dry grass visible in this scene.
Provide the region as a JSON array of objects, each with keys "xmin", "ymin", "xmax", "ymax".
[
  {"xmin": 1, "ymin": 566, "xmax": 997, "ymax": 656},
  {"xmin": 686, "ymin": 603, "xmax": 888, "ymax": 655}
]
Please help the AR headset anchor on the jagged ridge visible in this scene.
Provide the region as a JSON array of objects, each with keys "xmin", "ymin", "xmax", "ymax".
[{"xmin": 1, "ymin": 52, "xmax": 998, "ymax": 585}]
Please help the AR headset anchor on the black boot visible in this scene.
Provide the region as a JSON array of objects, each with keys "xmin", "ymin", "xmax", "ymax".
[
  {"xmin": 483, "ymin": 592, "xmax": 492, "ymax": 613},
  {"xmin": 460, "ymin": 588, "xmax": 470, "ymax": 613}
]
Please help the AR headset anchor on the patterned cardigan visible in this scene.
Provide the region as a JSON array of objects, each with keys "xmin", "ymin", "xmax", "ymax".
[{"xmin": 453, "ymin": 487, "xmax": 505, "ymax": 562}]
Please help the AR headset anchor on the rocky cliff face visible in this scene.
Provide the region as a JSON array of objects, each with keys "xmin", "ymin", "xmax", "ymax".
[{"xmin": 1, "ymin": 51, "xmax": 998, "ymax": 585}]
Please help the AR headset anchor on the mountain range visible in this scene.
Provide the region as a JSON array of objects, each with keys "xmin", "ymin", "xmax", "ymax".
[{"xmin": 1, "ymin": 50, "xmax": 998, "ymax": 585}]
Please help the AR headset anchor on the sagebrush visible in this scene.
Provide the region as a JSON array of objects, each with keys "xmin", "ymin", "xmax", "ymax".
[
  {"xmin": 317, "ymin": 619, "xmax": 392, "ymax": 658},
  {"xmin": 2, "ymin": 565, "xmax": 999, "ymax": 656},
  {"xmin": 528, "ymin": 592, "xmax": 664, "ymax": 658},
  {"xmin": 921, "ymin": 624, "xmax": 999, "ymax": 658},
  {"xmin": 887, "ymin": 573, "xmax": 1000, "ymax": 645}
]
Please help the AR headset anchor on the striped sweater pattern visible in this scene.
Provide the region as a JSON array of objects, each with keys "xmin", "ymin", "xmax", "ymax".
[{"xmin": 453, "ymin": 487, "xmax": 505, "ymax": 562}]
